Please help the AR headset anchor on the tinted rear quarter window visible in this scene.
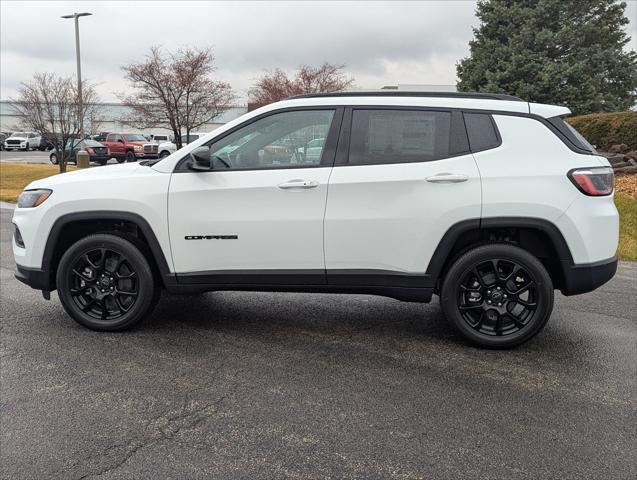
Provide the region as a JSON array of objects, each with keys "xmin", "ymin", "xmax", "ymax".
[
  {"xmin": 547, "ymin": 116, "xmax": 596, "ymax": 153},
  {"xmin": 463, "ymin": 113, "xmax": 500, "ymax": 151},
  {"xmin": 349, "ymin": 109, "xmax": 451, "ymax": 165}
]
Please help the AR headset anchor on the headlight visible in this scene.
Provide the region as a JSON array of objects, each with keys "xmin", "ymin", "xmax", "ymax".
[
  {"xmin": 134, "ymin": 145, "xmax": 143, "ymax": 151},
  {"xmin": 17, "ymin": 189, "xmax": 52, "ymax": 208}
]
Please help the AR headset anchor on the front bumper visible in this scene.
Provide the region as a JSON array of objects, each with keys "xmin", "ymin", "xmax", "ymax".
[
  {"xmin": 15, "ymin": 264, "xmax": 53, "ymax": 291},
  {"xmin": 560, "ymin": 256, "xmax": 618, "ymax": 296}
]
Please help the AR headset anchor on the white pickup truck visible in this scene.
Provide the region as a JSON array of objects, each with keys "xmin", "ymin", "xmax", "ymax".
[
  {"xmin": 157, "ymin": 133, "xmax": 208, "ymax": 159},
  {"xmin": 3, "ymin": 132, "xmax": 42, "ymax": 151}
]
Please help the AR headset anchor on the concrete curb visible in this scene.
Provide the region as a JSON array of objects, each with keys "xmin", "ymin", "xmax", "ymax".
[{"xmin": 0, "ymin": 201, "xmax": 16, "ymax": 210}]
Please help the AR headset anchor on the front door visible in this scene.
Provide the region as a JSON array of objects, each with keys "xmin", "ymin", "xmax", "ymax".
[{"xmin": 168, "ymin": 108, "xmax": 342, "ymax": 285}]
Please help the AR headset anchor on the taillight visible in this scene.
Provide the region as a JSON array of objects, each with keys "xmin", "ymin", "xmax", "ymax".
[{"xmin": 567, "ymin": 167, "xmax": 614, "ymax": 196}]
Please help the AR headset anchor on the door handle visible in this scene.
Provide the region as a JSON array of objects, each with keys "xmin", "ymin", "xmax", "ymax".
[
  {"xmin": 425, "ymin": 173, "xmax": 469, "ymax": 183},
  {"xmin": 277, "ymin": 179, "xmax": 319, "ymax": 189}
]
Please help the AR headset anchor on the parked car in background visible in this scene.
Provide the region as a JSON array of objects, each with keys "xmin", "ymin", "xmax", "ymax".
[
  {"xmin": 102, "ymin": 133, "xmax": 157, "ymax": 162},
  {"xmin": 157, "ymin": 132, "xmax": 208, "ymax": 158},
  {"xmin": 38, "ymin": 135, "xmax": 55, "ymax": 151},
  {"xmin": 49, "ymin": 139, "xmax": 111, "ymax": 166},
  {"xmin": 3, "ymin": 132, "xmax": 41, "ymax": 151},
  {"xmin": 0, "ymin": 132, "xmax": 8, "ymax": 150},
  {"xmin": 149, "ymin": 133, "xmax": 172, "ymax": 144}
]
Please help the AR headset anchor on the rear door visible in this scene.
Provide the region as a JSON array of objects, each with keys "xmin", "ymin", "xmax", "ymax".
[{"xmin": 324, "ymin": 107, "xmax": 482, "ymax": 286}]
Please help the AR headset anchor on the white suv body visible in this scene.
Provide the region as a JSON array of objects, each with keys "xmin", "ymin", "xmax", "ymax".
[{"xmin": 12, "ymin": 92, "xmax": 618, "ymax": 347}]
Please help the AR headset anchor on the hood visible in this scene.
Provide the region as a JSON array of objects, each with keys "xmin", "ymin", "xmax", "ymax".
[
  {"xmin": 27, "ymin": 162, "xmax": 147, "ymax": 189},
  {"xmin": 8, "ymin": 135, "xmax": 29, "ymax": 140}
]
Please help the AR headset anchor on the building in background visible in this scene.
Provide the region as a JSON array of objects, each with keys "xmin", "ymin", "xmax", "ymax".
[{"xmin": 0, "ymin": 101, "xmax": 248, "ymax": 136}]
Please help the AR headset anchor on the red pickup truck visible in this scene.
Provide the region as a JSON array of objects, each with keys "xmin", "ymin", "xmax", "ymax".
[{"xmin": 102, "ymin": 133, "xmax": 158, "ymax": 163}]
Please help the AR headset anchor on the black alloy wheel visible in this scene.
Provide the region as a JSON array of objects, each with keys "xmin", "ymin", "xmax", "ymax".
[
  {"xmin": 440, "ymin": 244, "xmax": 553, "ymax": 348},
  {"xmin": 56, "ymin": 234, "xmax": 158, "ymax": 331}
]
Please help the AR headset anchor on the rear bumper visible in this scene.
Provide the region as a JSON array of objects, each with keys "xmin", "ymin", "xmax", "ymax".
[
  {"xmin": 560, "ymin": 256, "xmax": 617, "ymax": 296},
  {"xmin": 15, "ymin": 264, "xmax": 53, "ymax": 291}
]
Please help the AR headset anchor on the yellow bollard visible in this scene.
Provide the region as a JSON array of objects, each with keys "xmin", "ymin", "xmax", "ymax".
[{"xmin": 76, "ymin": 149, "xmax": 90, "ymax": 169}]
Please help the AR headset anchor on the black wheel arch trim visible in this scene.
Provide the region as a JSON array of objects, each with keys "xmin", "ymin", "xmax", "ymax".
[
  {"xmin": 39, "ymin": 211, "xmax": 173, "ymax": 291},
  {"xmin": 426, "ymin": 216, "xmax": 615, "ymax": 296}
]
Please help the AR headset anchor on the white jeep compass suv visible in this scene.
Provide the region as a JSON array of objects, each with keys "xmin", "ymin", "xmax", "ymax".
[{"xmin": 12, "ymin": 92, "xmax": 618, "ymax": 348}]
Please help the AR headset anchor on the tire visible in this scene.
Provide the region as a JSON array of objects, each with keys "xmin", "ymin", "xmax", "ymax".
[
  {"xmin": 97, "ymin": 159, "xmax": 107, "ymax": 166},
  {"xmin": 116, "ymin": 157, "xmax": 126, "ymax": 163},
  {"xmin": 24, "ymin": 143, "xmax": 29, "ymax": 152},
  {"xmin": 440, "ymin": 244, "xmax": 554, "ymax": 349},
  {"xmin": 50, "ymin": 153, "xmax": 58, "ymax": 164},
  {"xmin": 125, "ymin": 150, "xmax": 136, "ymax": 163},
  {"xmin": 159, "ymin": 150, "xmax": 170, "ymax": 159},
  {"xmin": 56, "ymin": 234, "xmax": 159, "ymax": 331}
]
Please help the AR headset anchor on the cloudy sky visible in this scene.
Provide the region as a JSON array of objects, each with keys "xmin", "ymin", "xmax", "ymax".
[{"xmin": 1, "ymin": 1, "xmax": 636, "ymax": 104}]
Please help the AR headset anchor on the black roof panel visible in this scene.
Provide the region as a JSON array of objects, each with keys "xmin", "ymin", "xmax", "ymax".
[{"xmin": 289, "ymin": 91, "xmax": 524, "ymax": 102}]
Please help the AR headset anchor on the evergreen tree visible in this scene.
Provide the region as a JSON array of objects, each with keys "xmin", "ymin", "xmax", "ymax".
[{"xmin": 457, "ymin": 0, "xmax": 637, "ymax": 114}]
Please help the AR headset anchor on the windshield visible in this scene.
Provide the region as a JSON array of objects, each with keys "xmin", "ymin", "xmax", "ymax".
[
  {"xmin": 123, "ymin": 134, "xmax": 147, "ymax": 142},
  {"xmin": 12, "ymin": 132, "xmax": 28, "ymax": 137}
]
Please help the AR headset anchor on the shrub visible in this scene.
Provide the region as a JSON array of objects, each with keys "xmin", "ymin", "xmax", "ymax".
[{"xmin": 566, "ymin": 111, "xmax": 637, "ymax": 152}]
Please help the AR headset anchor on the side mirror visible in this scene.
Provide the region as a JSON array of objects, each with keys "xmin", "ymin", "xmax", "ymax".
[{"xmin": 188, "ymin": 146, "xmax": 212, "ymax": 171}]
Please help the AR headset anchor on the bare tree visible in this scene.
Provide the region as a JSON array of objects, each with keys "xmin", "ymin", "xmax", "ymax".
[
  {"xmin": 9, "ymin": 72, "xmax": 102, "ymax": 173},
  {"xmin": 249, "ymin": 63, "xmax": 354, "ymax": 108},
  {"xmin": 121, "ymin": 46, "xmax": 234, "ymax": 149}
]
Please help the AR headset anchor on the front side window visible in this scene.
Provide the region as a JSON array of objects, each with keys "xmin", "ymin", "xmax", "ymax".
[
  {"xmin": 205, "ymin": 110, "xmax": 335, "ymax": 170},
  {"xmin": 181, "ymin": 134, "xmax": 200, "ymax": 144},
  {"xmin": 348, "ymin": 109, "xmax": 451, "ymax": 165}
]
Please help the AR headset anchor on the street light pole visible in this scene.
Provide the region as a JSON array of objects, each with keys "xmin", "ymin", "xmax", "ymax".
[{"xmin": 61, "ymin": 12, "xmax": 92, "ymax": 138}]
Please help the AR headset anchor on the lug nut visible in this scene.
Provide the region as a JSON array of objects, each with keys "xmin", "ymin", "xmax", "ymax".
[
  {"xmin": 487, "ymin": 290, "xmax": 491, "ymax": 294},
  {"xmin": 487, "ymin": 300, "xmax": 492, "ymax": 304}
]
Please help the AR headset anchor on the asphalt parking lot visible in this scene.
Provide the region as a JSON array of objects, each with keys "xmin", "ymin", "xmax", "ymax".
[
  {"xmin": 0, "ymin": 149, "xmax": 120, "ymax": 165},
  {"xmin": 1, "ymin": 205, "xmax": 636, "ymax": 479}
]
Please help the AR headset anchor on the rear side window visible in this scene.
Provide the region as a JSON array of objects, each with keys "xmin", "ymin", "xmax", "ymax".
[
  {"xmin": 349, "ymin": 109, "xmax": 451, "ymax": 165},
  {"xmin": 547, "ymin": 116, "xmax": 596, "ymax": 153},
  {"xmin": 463, "ymin": 113, "xmax": 500, "ymax": 151}
]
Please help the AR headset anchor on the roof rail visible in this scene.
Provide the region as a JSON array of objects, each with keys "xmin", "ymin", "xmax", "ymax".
[{"xmin": 289, "ymin": 91, "xmax": 524, "ymax": 102}]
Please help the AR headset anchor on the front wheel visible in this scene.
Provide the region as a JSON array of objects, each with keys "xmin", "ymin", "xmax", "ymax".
[
  {"xmin": 125, "ymin": 151, "xmax": 136, "ymax": 163},
  {"xmin": 24, "ymin": 143, "xmax": 29, "ymax": 151},
  {"xmin": 159, "ymin": 150, "xmax": 170, "ymax": 159},
  {"xmin": 56, "ymin": 234, "xmax": 159, "ymax": 331},
  {"xmin": 440, "ymin": 244, "xmax": 554, "ymax": 349}
]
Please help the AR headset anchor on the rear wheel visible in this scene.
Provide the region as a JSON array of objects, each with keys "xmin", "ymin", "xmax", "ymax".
[
  {"xmin": 50, "ymin": 152, "xmax": 58, "ymax": 164},
  {"xmin": 440, "ymin": 244, "xmax": 553, "ymax": 349},
  {"xmin": 56, "ymin": 234, "xmax": 159, "ymax": 331}
]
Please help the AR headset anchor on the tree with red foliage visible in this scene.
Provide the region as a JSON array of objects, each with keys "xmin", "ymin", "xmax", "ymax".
[{"xmin": 249, "ymin": 63, "xmax": 354, "ymax": 109}]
